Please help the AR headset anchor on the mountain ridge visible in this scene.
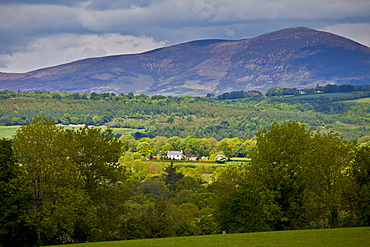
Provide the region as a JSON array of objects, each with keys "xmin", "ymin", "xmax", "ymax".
[{"xmin": 0, "ymin": 27, "xmax": 369, "ymax": 95}]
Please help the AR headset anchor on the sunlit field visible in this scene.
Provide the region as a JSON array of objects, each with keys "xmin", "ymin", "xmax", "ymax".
[
  {"xmin": 0, "ymin": 125, "xmax": 141, "ymax": 139},
  {"xmin": 48, "ymin": 227, "xmax": 370, "ymax": 247}
]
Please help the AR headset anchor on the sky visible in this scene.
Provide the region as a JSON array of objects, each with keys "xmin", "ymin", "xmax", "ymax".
[{"xmin": 1, "ymin": 0, "xmax": 370, "ymax": 73}]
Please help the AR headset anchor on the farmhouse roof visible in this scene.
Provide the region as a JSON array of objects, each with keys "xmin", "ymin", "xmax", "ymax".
[{"xmin": 167, "ymin": 151, "xmax": 183, "ymax": 155}]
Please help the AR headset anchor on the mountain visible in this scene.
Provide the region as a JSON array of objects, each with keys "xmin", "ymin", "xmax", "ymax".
[{"xmin": 0, "ymin": 27, "xmax": 369, "ymax": 96}]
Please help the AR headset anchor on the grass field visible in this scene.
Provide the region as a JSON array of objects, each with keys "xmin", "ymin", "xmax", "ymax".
[
  {"xmin": 347, "ymin": 97, "xmax": 370, "ymax": 103},
  {"xmin": 48, "ymin": 227, "xmax": 370, "ymax": 247},
  {"xmin": 0, "ymin": 125, "xmax": 142, "ymax": 139},
  {"xmin": 0, "ymin": 125, "xmax": 20, "ymax": 139},
  {"xmin": 285, "ymin": 92, "xmax": 370, "ymax": 101}
]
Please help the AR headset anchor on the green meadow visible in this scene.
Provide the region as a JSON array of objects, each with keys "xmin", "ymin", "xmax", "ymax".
[
  {"xmin": 48, "ymin": 227, "xmax": 370, "ymax": 247},
  {"xmin": 0, "ymin": 125, "xmax": 20, "ymax": 139},
  {"xmin": 0, "ymin": 125, "xmax": 141, "ymax": 139}
]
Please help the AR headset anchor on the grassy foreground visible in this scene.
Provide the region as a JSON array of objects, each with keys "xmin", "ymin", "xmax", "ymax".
[{"xmin": 49, "ymin": 227, "xmax": 370, "ymax": 247}]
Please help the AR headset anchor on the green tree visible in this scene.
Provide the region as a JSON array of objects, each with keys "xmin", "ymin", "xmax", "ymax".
[
  {"xmin": 301, "ymin": 131, "xmax": 354, "ymax": 228},
  {"xmin": 92, "ymin": 115, "xmax": 101, "ymax": 125},
  {"xmin": 11, "ymin": 116, "xmax": 130, "ymax": 244},
  {"xmin": 167, "ymin": 136, "xmax": 183, "ymax": 151},
  {"xmin": 251, "ymin": 121, "xmax": 354, "ymax": 229},
  {"xmin": 136, "ymin": 141, "xmax": 152, "ymax": 157},
  {"xmin": 164, "ymin": 162, "xmax": 184, "ymax": 191},
  {"xmin": 213, "ymin": 165, "xmax": 279, "ymax": 233},
  {"xmin": 67, "ymin": 125, "xmax": 123, "ymax": 193},
  {"xmin": 217, "ymin": 138, "xmax": 242, "ymax": 158},
  {"xmin": 13, "ymin": 116, "xmax": 91, "ymax": 245},
  {"xmin": 347, "ymin": 146, "xmax": 370, "ymax": 226},
  {"xmin": 119, "ymin": 134, "xmax": 137, "ymax": 152},
  {"xmin": 61, "ymin": 113, "xmax": 71, "ymax": 125},
  {"xmin": 160, "ymin": 143, "xmax": 175, "ymax": 156},
  {"xmin": 152, "ymin": 136, "xmax": 168, "ymax": 155},
  {"xmin": 0, "ymin": 139, "xmax": 37, "ymax": 247},
  {"xmin": 66, "ymin": 125, "xmax": 131, "ymax": 241},
  {"xmin": 166, "ymin": 116, "xmax": 175, "ymax": 123}
]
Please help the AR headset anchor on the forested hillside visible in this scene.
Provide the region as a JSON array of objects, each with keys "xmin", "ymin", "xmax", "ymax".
[
  {"xmin": 1, "ymin": 119, "xmax": 370, "ymax": 246},
  {"xmin": 1, "ymin": 85, "xmax": 370, "ymax": 140}
]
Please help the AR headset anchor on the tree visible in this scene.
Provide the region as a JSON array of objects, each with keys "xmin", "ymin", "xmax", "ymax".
[
  {"xmin": 65, "ymin": 125, "xmax": 132, "ymax": 241},
  {"xmin": 152, "ymin": 136, "xmax": 168, "ymax": 155},
  {"xmin": 11, "ymin": 116, "xmax": 130, "ymax": 244},
  {"xmin": 301, "ymin": 131, "xmax": 354, "ymax": 228},
  {"xmin": 166, "ymin": 116, "xmax": 175, "ymax": 123},
  {"xmin": 213, "ymin": 165, "xmax": 278, "ymax": 233},
  {"xmin": 160, "ymin": 143, "xmax": 175, "ymax": 156},
  {"xmin": 136, "ymin": 141, "xmax": 152, "ymax": 157},
  {"xmin": 166, "ymin": 136, "xmax": 183, "ymax": 151},
  {"xmin": 13, "ymin": 116, "xmax": 91, "ymax": 245},
  {"xmin": 348, "ymin": 146, "xmax": 370, "ymax": 226},
  {"xmin": 164, "ymin": 162, "xmax": 184, "ymax": 191},
  {"xmin": 183, "ymin": 136, "xmax": 208, "ymax": 157},
  {"xmin": 61, "ymin": 113, "xmax": 71, "ymax": 125},
  {"xmin": 119, "ymin": 134, "xmax": 137, "ymax": 152},
  {"xmin": 251, "ymin": 121, "xmax": 354, "ymax": 229},
  {"xmin": 217, "ymin": 138, "xmax": 242, "ymax": 158},
  {"xmin": 66, "ymin": 125, "xmax": 123, "ymax": 193},
  {"xmin": 0, "ymin": 139, "xmax": 37, "ymax": 247}
]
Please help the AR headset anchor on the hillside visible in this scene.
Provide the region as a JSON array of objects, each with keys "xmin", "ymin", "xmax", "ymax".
[
  {"xmin": 47, "ymin": 228, "xmax": 370, "ymax": 247},
  {"xmin": 2, "ymin": 89, "xmax": 370, "ymax": 140},
  {"xmin": 0, "ymin": 27, "xmax": 369, "ymax": 96}
]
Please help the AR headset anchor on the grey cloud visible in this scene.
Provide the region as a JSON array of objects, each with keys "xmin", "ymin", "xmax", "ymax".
[
  {"xmin": 0, "ymin": 33, "xmax": 165, "ymax": 73},
  {"xmin": 76, "ymin": 0, "xmax": 370, "ymax": 32},
  {"xmin": 323, "ymin": 23, "xmax": 370, "ymax": 47},
  {"xmin": 0, "ymin": 4, "xmax": 82, "ymax": 34},
  {"xmin": 84, "ymin": 0, "xmax": 154, "ymax": 10},
  {"xmin": 0, "ymin": 0, "xmax": 83, "ymax": 7},
  {"xmin": 1, "ymin": 0, "xmax": 369, "ymax": 73}
]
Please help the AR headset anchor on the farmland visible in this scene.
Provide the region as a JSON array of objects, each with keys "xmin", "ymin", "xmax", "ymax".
[{"xmin": 0, "ymin": 125, "xmax": 142, "ymax": 139}]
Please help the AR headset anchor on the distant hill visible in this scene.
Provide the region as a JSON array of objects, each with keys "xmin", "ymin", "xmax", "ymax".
[{"xmin": 0, "ymin": 27, "xmax": 369, "ymax": 96}]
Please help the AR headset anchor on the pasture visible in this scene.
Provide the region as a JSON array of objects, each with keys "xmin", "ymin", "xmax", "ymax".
[
  {"xmin": 48, "ymin": 227, "xmax": 370, "ymax": 247},
  {"xmin": 0, "ymin": 125, "xmax": 142, "ymax": 139},
  {"xmin": 0, "ymin": 125, "xmax": 20, "ymax": 139}
]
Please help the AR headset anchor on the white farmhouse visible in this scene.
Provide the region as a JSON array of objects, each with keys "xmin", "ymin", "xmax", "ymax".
[{"xmin": 167, "ymin": 151, "xmax": 183, "ymax": 160}]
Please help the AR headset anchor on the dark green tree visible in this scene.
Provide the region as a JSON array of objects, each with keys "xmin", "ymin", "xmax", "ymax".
[
  {"xmin": 213, "ymin": 165, "xmax": 279, "ymax": 233},
  {"xmin": 0, "ymin": 139, "xmax": 37, "ymax": 247},
  {"xmin": 164, "ymin": 162, "xmax": 184, "ymax": 191},
  {"xmin": 349, "ymin": 145, "xmax": 370, "ymax": 226}
]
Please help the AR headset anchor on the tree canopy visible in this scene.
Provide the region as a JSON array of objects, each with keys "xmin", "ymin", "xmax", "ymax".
[{"xmin": 1, "ymin": 118, "xmax": 370, "ymax": 246}]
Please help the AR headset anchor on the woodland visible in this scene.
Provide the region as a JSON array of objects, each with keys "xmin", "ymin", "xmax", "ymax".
[
  {"xmin": 1, "ymin": 85, "xmax": 370, "ymax": 246},
  {"xmin": 0, "ymin": 117, "xmax": 370, "ymax": 246},
  {"xmin": 2, "ymin": 84, "xmax": 370, "ymax": 141}
]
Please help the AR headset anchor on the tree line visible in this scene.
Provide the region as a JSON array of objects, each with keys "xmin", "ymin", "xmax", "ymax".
[
  {"xmin": 2, "ymin": 87, "xmax": 370, "ymax": 140},
  {"xmin": 1, "ymin": 117, "xmax": 370, "ymax": 246},
  {"xmin": 265, "ymin": 84, "xmax": 370, "ymax": 96}
]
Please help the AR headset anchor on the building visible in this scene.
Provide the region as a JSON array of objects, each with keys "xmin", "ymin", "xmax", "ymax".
[{"xmin": 167, "ymin": 151, "xmax": 183, "ymax": 160}]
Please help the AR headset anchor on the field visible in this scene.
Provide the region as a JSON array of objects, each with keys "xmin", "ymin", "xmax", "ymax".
[
  {"xmin": 291, "ymin": 91, "xmax": 368, "ymax": 100},
  {"xmin": 0, "ymin": 125, "xmax": 142, "ymax": 139},
  {"xmin": 0, "ymin": 125, "xmax": 20, "ymax": 139},
  {"xmin": 347, "ymin": 97, "xmax": 370, "ymax": 103},
  {"xmin": 48, "ymin": 227, "xmax": 370, "ymax": 247}
]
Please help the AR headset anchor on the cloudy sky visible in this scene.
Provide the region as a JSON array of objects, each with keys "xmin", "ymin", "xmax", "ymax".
[{"xmin": 1, "ymin": 0, "xmax": 370, "ymax": 73}]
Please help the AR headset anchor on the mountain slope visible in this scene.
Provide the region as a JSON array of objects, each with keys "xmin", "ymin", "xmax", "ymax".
[{"xmin": 0, "ymin": 27, "xmax": 369, "ymax": 96}]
